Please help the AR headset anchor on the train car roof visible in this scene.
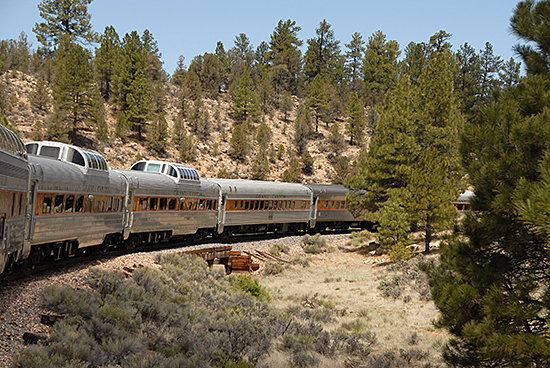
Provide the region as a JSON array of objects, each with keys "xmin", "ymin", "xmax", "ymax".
[
  {"xmin": 25, "ymin": 141, "xmax": 109, "ymax": 171},
  {"xmin": 455, "ymin": 190, "xmax": 475, "ymax": 203},
  {"xmin": 129, "ymin": 160, "xmax": 200, "ymax": 182},
  {"xmin": 0, "ymin": 124, "xmax": 27, "ymax": 158},
  {"xmin": 28, "ymin": 154, "xmax": 126, "ymax": 192},
  {"xmin": 208, "ymin": 178, "xmax": 311, "ymax": 197},
  {"xmin": 305, "ymin": 184, "xmax": 348, "ymax": 196},
  {"xmin": 115, "ymin": 168, "xmax": 218, "ymax": 194}
]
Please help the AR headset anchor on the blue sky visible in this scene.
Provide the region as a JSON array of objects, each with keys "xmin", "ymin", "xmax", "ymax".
[{"xmin": 0, "ymin": 0, "xmax": 523, "ymax": 75}]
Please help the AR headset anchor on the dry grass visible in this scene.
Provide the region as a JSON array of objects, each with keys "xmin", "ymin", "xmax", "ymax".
[{"xmin": 258, "ymin": 242, "xmax": 450, "ymax": 367}]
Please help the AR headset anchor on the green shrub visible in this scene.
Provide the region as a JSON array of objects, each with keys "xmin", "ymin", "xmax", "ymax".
[
  {"xmin": 268, "ymin": 243, "xmax": 290, "ymax": 256},
  {"xmin": 290, "ymin": 256, "xmax": 311, "ymax": 268},
  {"xmin": 230, "ymin": 274, "xmax": 271, "ymax": 301},
  {"xmin": 263, "ymin": 262, "xmax": 285, "ymax": 276}
]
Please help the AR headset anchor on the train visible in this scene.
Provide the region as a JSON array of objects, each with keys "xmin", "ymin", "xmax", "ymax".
[
  {"xmin": 0, "ymin": 123, "xmax": 474, "ymax": 276},
  {"xmin": 0, "ymin": 124, "xmax": 379, "ymax": 275}
]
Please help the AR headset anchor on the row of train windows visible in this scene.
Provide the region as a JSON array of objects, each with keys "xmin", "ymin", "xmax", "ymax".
[
  {"xmin": 318, "ymin": 200, "xmax": 350, "ymax": 210},
  {"xmin": 38, "ymin": 194, "xmax": 123, "ymax": 215},
  {"xmin": 134, "ymin": 197, "xmax": 218, "ymax": 212},
  {"xmin": 0, "ymin": 192, "xmax": 26, "ymax": 217},
  {"xmin": 227, "ymin": 200, "xmax": 310, "ymax": 211}
]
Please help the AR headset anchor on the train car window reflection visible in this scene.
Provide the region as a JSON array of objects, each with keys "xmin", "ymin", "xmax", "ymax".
[
  {"xmin": 159, "ymin": 198, "xmax": 167, "ymax": 210},
  {"xmin": 75, "ymin": 196, "xmax": 84, "ymax": 212},
  {"xmin": 106, "ymin": 197, "xmax": 113, "ymax": 211},
  {"xmin": 67, "ymin": 148, "xmax": 85, "ymax": 166},
  {"xmin": 40, "ymin": 146, "xmax": 60, "ymax": 158},
  {"xmin": 147, "ymin": 164, "xmax": 161, "ymax": 172},
  {"xmin": 65, "ymin": 195, "xmax": 75, "ymax": 213},
  {"xmin": 26, "ymin": 143, "xmax": 38, "ymax": 155},
  {"xmin": 167, "ymin": 166, "xmax": 177, "ymax": 178},
  {"xmin": 42, "ymin": 196, "xmax": 52, "ymax": 214},
  {"xmin": 168, "ymin": 198, "xmax": 176, "ymax": 210},
  {"xmin": 149, "ymin": 198, "xmax": 158, "ymax": 210},
  {"xmin": 54, "ymin": 195, "xmax": 64, "ymax": 213},
  {"xmin": 131, "ymin": 162, "xmax": 146, "ymax": 171}
]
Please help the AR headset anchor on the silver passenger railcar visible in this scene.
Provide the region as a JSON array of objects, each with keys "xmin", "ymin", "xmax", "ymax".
[
  {"xmin": 0, "ymin": 125, "xmax": 29, "ymax": 274},
  {"xmin": 209, "ymin": 178, "xmax": 312, "ymax": 236},
  {"xmin": 25, "ymin": 141, "xmax": 128, "ymax": 263},
  {"xmin": 116, "ymin": 160, "xmax": 219, "ymax": 244},
  {"xmin": 306, "ymin": 184, "xmax": 373, "ymax": 232}
]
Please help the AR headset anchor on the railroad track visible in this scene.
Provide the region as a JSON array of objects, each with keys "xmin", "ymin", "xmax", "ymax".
[{"xmin": 0, "ymin": 229, "xmax": 351, "ymax": 285}]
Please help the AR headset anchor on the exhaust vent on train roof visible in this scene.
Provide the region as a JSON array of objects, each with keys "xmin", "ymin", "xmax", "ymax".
[
  {"xmin": 25, "ymin": 141, "xmax": 109, "ymax": 171},
  {"xmin": 129, "ymin": 160, "xmax": 200, "ymax": 181}
]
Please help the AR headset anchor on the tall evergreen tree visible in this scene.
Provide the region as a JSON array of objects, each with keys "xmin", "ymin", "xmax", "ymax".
[
  {"xmin": 306, "ymin": 74, "xmax": 329, "ymax": 132},
  {"xmin": 113, "ymin": 31, "xmax": 151, "ymax": 140},
  {"xmin": 268, "ymin": 19, "xmax": 303, "ymax": 93},
  {"xmin": 231, "ymin": 70, "xmax": 259, "ymax": 123},
  {"xmin": 429, "ymin": 74, "xmax": 550, "ymax": 367},
  {"xmin": 48, "ymin": 43, "xmax": 104, "ymax": 144},
  {"xmin": 95, "ymin": 25, "xmax": 120, "ymax": 101},
  {"xmin": 362, "ymin": 31, "xmax": 400, "ymax": 125},
  {"xmin": 344, "ymin": 32, "xmax": 365, "ymax": 91},
  {"xmin": 511, "ymin": 0, "xmax": 550, "ymax": 76},
  {"xmin": 346, "ymin": 91, "xmax": 365, "ymax": 145},
  {"xmin": 401, "ymin": 41, "xmax": 428, "ymax": 86},
  {"xmin": 401, "ymin": 147, "xmax": 459, "ymax": 253},
  {"xmin": 33, "ymin": 0, "xmax": 97, "ymax": 50},
  {"xmin": 303, "ymin": 20, "xmax": 343, "ymax": 83}
]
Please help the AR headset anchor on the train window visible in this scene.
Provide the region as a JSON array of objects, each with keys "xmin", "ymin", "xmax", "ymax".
[
  {"xmin": 228, "ymin": 201, "xmax": 235, "ymax": 210},
  {"xmin": 40, "ymin": 146, "xmax": 61, "ymax": 159},
  {"xmin": 75, "ymin": 195, "xmax": 84, "ymax": 212},
  {"xmin": 26, "ymin": 143, "xmax": 39, "ymax": 155},
  {"xmin": 114, "ymin": 198, "xmax": 120, "ymax": 211},
  {"xmin": 456, "ymin": 204, "xmax": 464, "ymax": 211},
  {"xmin": 159, "ymin": 198, "xmax": 167, "ymax": 210},
  {"xmin": 167, "ymin": 166, "xmax": 177, "ymax": 178},
  {"xmin": 146, "ymin": 163, "xmax": 161, "ymax": 173},
  {"xmin": 464, "ymin": 204, "xmax": 471, "ymax": 211},
  {"xmin": 213, "ymin": 200, "xmax": 217, "ymax": 211},
  {"xmin": 149, "ymin": 198, "xmax": 158, "ymax": 211},
  {"xmin": 54, "ymin": 195, "xmax": 64, "ymax": 213},
  {"xmin": 67, "ymin": 148, "xmax": 85, "ymax": 167},
  {"xmin": 291, "ymin": 201, "xmax": 296, "ymax": 210},
  {"xmin": 131, "ymin": 162, "xmax": 146, "ymax": 171},
  {"xmin": 42, "ymin": 196, "xmax": 53, "ymax": 214},
  {"xmin": 244, "ymin": 201, "xmax": 250, "ymax": 210},
  {"xmin": 65, "ymin": 195, "xmax": 75, "ymax": 213},
  {"xmin": 168, "ymin": 198, "xmax": 176, "ymax": 210},
  {"xmin": 254, "ymin": 201, "xmax": 259, "ymax": 210},
  {"xmin": 199, "ymin": 199, "xmax": 205, "ymax": 210},
  {"xmin": 259, "ymin": 201, "xmax": 264, "ymax": 210},
  {"xmin": 138, "ymin": 197, "xmax": 148, "ymax": 211},
  {"xmin": 18, "ymin": 193, "xmax": 23, "ymax": 216},
  {"xmin": 105, "ymin": 197, "xmax": 112, "ymax": 211}
]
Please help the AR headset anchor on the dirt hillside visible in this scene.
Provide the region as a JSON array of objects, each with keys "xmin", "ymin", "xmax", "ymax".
[{"xmin": 2, "ymin": 70, "xmax": 364, "ymax": 182}]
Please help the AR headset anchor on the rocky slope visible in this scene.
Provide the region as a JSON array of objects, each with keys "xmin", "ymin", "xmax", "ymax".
[{"xmin": 2, "ymin": 70, "xmax": 364, "ymax": 183}]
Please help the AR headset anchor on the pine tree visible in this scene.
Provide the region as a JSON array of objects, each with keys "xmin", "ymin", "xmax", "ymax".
[
  {"xmin": 362, "ymin": 30, "xmax": 400, "ymax": 121},
  {"xmin": 95, "ymin": 26, "xmax": 120, "ymax": 101},
  {"xmin": 345, "ymin": 32, "xmax": 365, "ymax": 91},
  {"xmin": 281, "ymin": 157, "xmax": 302, "ymax": 183},
  {"xmin": 376, "ymin": 195, "xmax": 411, "ymax": 262},
  {"xmin": 49, "ymin": 43, "xmax": 104, "ymax": 144},
  {"xmin": 33, "ymin": 0, "xmax": 97, "ymax": 50},
  {"xmin": 401, "ymin": 147, "xmax": 458, "ymax": 253},
  {"xmin": 428, "ymin": 74, "xmax": 550, "ymax": 366},
  {"xmin": 303, "ymin": 20, "xmax": 343, "ymax": 83},
  {"xmin": 147, "ymin": 112, "xmax": 167, "ymax": 152},
  {"xmin": 179, "ymin": 130, "xmax": 197, "ymax": 162},
  {"xmin": 232, "ymin": 71, "xmax": 259, "ymax": 123},
  {"xmin": 306, "ymin": 74, "xmax": 328, "ymax": 132},
  {"xmin": 346, "ymin": 91, "xmax": 365, "ymax": 145},
  {"xmin": 345, "ymin": 75, "xmax": 420, "ymax": 215},
  {"xmin": 269, "ymin": 20, "xmax": 303, "ymax": 94},
  {"xmin": 30, "ymin": 75, "xmax": 51, "ymax": 114},
  {"xmin": 328, "ymin": 122, "xmax": 345, "ymax": 154},
  {"xmin": 229, "ymin": 123, "xmax": 249, "ymax": 160},
  {"xmin": 293, "ymin": 105, "xmax": 313, "ymax": 155},
  {"xmin": 301, "ymin": 150, "xmax": 314, "ymax": 175},
  {"xmin": 113, "ymin": 31, "xmax": 151, "ymax": 140}
]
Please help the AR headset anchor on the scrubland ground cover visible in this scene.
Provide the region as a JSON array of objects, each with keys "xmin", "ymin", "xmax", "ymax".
[{"xmin": 12, "ymin": 238, "xmax": 448, "ymax": 368}]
